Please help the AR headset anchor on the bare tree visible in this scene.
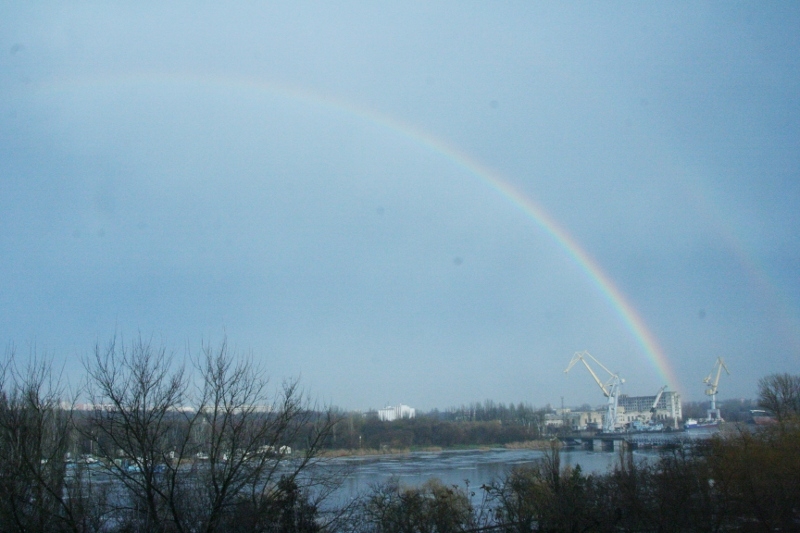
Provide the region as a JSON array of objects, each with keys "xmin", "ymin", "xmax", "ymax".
[
  {"xmin": 177, "ymin": 339, "xmax": 340, "ymax": 533},
  {"xmin": 82, "ymin": 335, "xmax": 189, "ymax": 531},
  {"xmin": 0, "ymin": 347, "xmax": 105, "ymax": 533},
  {"xmin": 757, "ymin": 373, "xmax": 800, "ymax": 427},
  {"xmin": 81, "ymin": 336, "xmax": 340, "ymax": 533}
]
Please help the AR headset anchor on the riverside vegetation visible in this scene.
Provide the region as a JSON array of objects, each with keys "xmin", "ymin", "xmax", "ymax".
[{"xmin": 1, "ymin": 337, "xmax": 798, "ymax": 532}]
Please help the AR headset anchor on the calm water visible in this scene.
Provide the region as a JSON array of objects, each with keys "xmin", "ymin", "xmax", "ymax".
[
  {"xmin": 322, "ymin": 447, "xmax": 659, "ymax": 506},
  {"xmin": 322, "ymin": 428, "xmax": 722, "ymax": 505}
]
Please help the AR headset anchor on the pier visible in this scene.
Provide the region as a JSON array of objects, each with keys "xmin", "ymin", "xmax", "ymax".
[{"xmin": 563, "ymin": 431, "xmax": 692, "ymax": 452}]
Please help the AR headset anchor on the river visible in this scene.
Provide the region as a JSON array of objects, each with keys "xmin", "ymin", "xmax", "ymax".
[
  {"xmin": 321, "ymin": 426, "xmax": 725, "ymax": 506},
  {"xmin": 321, "ymin": 446, "xmax": 659, "ymax": 506}
]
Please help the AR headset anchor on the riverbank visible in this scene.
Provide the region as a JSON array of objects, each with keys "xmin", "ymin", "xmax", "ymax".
[{"xmin": 319, "ymin": 439, "xmax": 552, "ymax": 458}]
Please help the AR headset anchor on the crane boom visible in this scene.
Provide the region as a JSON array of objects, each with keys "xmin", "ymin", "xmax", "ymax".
[
  {"xmin": 564, "ymin": 351, "xmax": 624, "ymax": 433},
  {"xmin": 650, "ymin": 385, "xmax": 667, "ymax": 420},
  {"xmin": 703, "ymin": 357, "xmax": 729, "ymax": 397},
  {"xmin": 565, "ymin": 351, "xmax": 610, "ymax": 397}
]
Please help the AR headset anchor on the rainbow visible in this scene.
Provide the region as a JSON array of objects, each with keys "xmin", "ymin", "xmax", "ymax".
[{"xmin": 40, "ymin": 72, "xmax": 681, "ymax": 392}]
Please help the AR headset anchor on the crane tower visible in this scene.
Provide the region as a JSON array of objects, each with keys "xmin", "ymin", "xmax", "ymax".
[
  {"xmin": 564, "ymin": 351, "xmax": 624, "ymax": 433},
  {"xmin": 704, "ymin": 357, "xmax": 729, "ymax": 421}
]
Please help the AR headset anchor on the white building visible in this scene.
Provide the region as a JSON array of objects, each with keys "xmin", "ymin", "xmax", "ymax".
[
  {"xmin": 617, "ymin": 391, "xmax": 682, "ymax": 426},
  {"xmin": 378, "ymin": 404, "xmax": 415, "ymax": 422}
]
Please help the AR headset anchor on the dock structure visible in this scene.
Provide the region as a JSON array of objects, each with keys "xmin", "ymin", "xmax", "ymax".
[{"xmin": 564, "ymin": 431, "xmax": 692, "ymax": 452}]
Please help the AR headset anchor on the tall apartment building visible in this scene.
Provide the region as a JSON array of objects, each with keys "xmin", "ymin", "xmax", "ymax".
[{"xmin": 617, "ymin": 391, "xmax": 682, "ymax": 425}]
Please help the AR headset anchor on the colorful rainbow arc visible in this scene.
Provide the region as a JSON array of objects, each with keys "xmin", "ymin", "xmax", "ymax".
[{"xmin": 42, "ymin": 72, "xmax": 682, "ymax": 393}]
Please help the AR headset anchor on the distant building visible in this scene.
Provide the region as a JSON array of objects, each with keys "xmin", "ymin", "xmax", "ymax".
[
  {"xmin": 546, "ymin": 409, "xmax": 602, "ymax": 431},
  {"xmin": 617, "ymin": 391, "xmax": 682, "ymax": 426},
  {"xmin": 378, "ymin": 404, "xmax": 415, "ymax": 422}
]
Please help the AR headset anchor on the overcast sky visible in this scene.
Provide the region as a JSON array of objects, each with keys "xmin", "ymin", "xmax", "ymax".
[{"xmin": 1, "ymin": 3, "xmax": 798, "ymax": 411}]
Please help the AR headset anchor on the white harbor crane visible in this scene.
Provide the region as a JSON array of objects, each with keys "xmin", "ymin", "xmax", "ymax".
[
  {"xmin": 650, "ymin": 385, "xmax": 667, "ymax": 421},
  {"xmin": 564, "ymin": 351, "xmax": 624, "ymax": 433},
  {"xmin": 703, "ymin": 357, "xmax": 730, "ymax": 421}
]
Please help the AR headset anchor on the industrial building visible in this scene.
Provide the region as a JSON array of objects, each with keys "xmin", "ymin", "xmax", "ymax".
[
  {"xmin": 545, "ymin": 409, "xmax": 602, "ymax": 431},
  {"xmin": 548, "ymin": 391, "xmax": 682, "ymax": 432},
  {"xmin": 617, "ymin": 391, "xmax": 682, "ymax": 425}
]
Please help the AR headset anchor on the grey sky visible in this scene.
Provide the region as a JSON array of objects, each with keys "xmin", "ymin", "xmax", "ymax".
[{"xmin": 1, "ymin": 3, "xmax": 798, "ymax": 410}]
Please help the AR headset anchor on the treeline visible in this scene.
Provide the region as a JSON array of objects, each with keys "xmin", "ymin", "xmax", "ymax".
[
  {"xmin": 436, "ymin": 400, "xmax": 547, "ymax": 424},
  {"xmin": 327, "ymin": 401, "xmax": 548, "ymax": 451},
  {"xmin": 329, "ymin": 417, "xmax": 542, "ymax": 450}
]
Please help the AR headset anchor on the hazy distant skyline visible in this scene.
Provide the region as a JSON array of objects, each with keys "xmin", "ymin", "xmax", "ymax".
[{"xmin": 1, "ymin": 3, "xmax": 798, "ymax": 410}]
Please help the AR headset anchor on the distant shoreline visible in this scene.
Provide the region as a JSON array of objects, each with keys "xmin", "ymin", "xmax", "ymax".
[{"xmin": 319, "ymin": 439, "xmax": 551, "ymax": 458}]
